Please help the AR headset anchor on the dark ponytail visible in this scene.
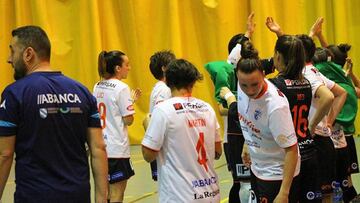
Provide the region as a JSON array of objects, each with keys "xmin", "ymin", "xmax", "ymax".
[
  {"xmin": 275, "ymin": 35, "xmax": 305, "ymax": 80},
  {"xmin": 97, "ymin": 50, "xmax": 126, "ymax": 78}
]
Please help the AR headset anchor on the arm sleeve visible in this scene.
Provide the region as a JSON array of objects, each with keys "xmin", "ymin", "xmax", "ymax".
[
  {"xmin": 142, "ymin": 108, "xmax": 168, "ymax": 151},
  {"xmin": 269, "ymin": 107, "xmax": 297, "ymax": 148},
  {"xmin": 118, "ymin": 87, "xmax": 135, "ymax": 117},
  {"xmin": 0, "ymin": 89, "xmax": 19, "ymax": 136}
]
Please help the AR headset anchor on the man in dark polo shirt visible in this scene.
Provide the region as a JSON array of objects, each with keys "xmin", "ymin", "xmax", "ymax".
[{"xmin": 0, "ymin": 25, "xmax": 108, "ymax": 203}]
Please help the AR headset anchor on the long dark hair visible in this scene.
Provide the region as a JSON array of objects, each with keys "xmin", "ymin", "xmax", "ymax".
[{"xmin": 275, "ymin": 35, "xmax": 305, "ymax": 80}]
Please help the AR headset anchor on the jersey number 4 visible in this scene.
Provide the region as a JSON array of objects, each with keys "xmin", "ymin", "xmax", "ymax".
[
  {"xmin": 98, "ymin": 102, "xmax": 106, "ymax": 129},
  {"xmin": 196, "ymin": 132, "xmax": 209, "ymax": 172},
  {"xmin": 291, "ymin": 104, "xmax": 308, "ymax": 138}
]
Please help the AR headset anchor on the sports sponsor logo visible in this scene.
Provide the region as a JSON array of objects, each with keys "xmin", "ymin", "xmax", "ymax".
[
  {"xmin": 254, "ymin": 109, "xmax": 262, "ymax": 120},
  {"xmin": 245, "ymin": 140, "xmax": 260, "ymax": 148},
  {"xmin": 98, "ymin": 81, "xmax": 117, "ymax": 88},
  {"xmin": 126, "ymin": 104, "xmax": 134, "ymax": 111},
  {"xmin": 173, "ymin": 103, "xmax": 184, "ymax": 110},
  {"xmin": 192, "ymin": 177, "xmax": 217, "ymax": 188},
  {"xmin": 39, "ymin": 107, "xmax": 83, "ymax": 119},
  {"xmin": 182, "ymin": 102, "xmax": 205, "ymax": 109},
  {"xmin": 37, "ymin": 93, "xmax": 81, "ymax": 104},
  {"xmin": 193, "ymin": 189, "xmax": 219, "ymax": 200},
  {"xmin": 306, "ymin": 191, "xmax": 315, "ymax": 200},
  {"xmin": 238, "ymin": 114, "xmax": 260, "ymax": 133},
  {"xmin": 236, "ymin": 164, "xmax": 250, "ymax": 178}
]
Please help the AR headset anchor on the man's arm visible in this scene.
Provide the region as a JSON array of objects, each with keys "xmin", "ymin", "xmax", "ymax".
[
  {"xmin": 0, "ymin": 136, "xmax": 15, "ymax": 199},
  {"xmin": 142, "ymin": 146, "xmax": 158, "ymax": 163},
  {"xmin": 274, "ymin": 144, "xmax": 298, "ymax": 203},
  {"xmin": 87, "ymin": 127, "xmax": 108, "ymax": 203}
]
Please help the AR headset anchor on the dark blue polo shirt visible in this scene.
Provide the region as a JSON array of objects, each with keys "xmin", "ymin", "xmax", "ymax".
[{"xmin": 0, "ymin": 72, "xmax": 101, "ymax": 202}]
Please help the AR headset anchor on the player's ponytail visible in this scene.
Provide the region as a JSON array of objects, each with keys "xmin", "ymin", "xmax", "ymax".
[
  {"xmin": 97, "ymin": 50, "xmax": 126, "ymax": 79},
  {"xmin": 275, "ymin": 35, "xmax": 305, "ymax": 80}
]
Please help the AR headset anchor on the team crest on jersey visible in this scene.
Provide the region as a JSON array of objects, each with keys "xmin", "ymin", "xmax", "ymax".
[
  {"xmin": 0, "ymin": 99, "xmax": 6, "ymax": 109},
  {"xmin": 254, "ymin": 109, "xmax": 262, "ymax": 120},
  {"xmin": 39, "ymin": 108, "xmax": 48, "ymax": 119},
  {"xmin": 173, "ymin": 103, "xmax": 184, "ymax": 110}
]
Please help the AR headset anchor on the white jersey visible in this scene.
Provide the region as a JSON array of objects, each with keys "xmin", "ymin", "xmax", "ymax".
[
  {"xmin": 93, "ymin": 79, "xmax": 135, "ymax": 158},
  {"xmin": 303, "ymin": 64, "xmax": 335, "ymax": 136},
  {"xmin": 237, "ymin": 79, "xmax": 300, "ymax": 180},
  {"xmin": 142, "ymin": 97, "xmax": 221, "ymax": 203},
  {"xmin": 330, "ymin": 123, "xmax": 347, "ymax": 149},
  {"xmin": 149, "ymin": 81, "xmax": 171, "ymax": 113}
]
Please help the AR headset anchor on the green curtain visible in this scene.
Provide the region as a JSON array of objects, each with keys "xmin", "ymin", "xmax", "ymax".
[{"xmin": 1, "ymin": 0, "xmax": 359, "ymax": 143}]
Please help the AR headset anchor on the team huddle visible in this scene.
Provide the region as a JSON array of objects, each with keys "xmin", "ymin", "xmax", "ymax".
[{"xmin": 0, "ymin": 13, "xmax": 359, "ymax": 203}]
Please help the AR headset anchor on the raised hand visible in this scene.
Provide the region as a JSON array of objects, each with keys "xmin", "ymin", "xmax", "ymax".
[
  {"xmin": 309, "ymin": 17, "xmax": 324, "ymax": 38},
  {"xmin": 131, "ymin": 88, "xmax": 142, "ymax": 103},
  {"xmin": 245, "ymin": 12, "xmax": 256, "ymax": 38},
  {"xmin": 265, "ymin": 17, "xmax": 283, "ymax": 37}
]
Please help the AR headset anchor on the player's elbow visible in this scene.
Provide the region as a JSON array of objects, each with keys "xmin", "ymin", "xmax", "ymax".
[
  {"xmin": 123, "ymin": 115, "xmax": 134, "ymax": 126},
  {"xmin": 142, "ymin": 146, "xmax": 157, "ymax": 163}
]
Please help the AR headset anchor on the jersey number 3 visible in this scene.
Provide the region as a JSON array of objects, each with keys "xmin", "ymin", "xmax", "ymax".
[{"xmin": 196, "ymin": 132, "xmax": 209, "ymax": 172}]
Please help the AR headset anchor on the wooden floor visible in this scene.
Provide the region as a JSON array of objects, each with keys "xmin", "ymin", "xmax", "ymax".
[{"xmin": 2, "ymin": 137, "xmax": 360, "ymax": 202}]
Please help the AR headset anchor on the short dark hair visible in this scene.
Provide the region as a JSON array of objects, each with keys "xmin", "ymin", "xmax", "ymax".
[
  {"xmin": 165, "ymin": 59, "xmax": 203, "ymax": 90},
  {"xmin": 149, "ymin": 50, "xmax": 176, "ymax": 80},
  {"xmin": 275, "ymin": 35, "xmax": 305, "ymax": 80},
  {"xmin": 312, "ymin": 47, "xmax": 334, "ymax": 64},
  {"xmin": 236, "ymin": 41, "xmax": 262, "ymax": 74},
  {"xmin": 228, "ymin": 33, "xmax": 249, "ymax": 54},
  {"xmin": 12, "ymin": 25, "xmax": 51, "ymax": 61},
  {"xmin": 98, "ymin": 50, "xmax": 126, "ymax": 78},
  {"xmin": 327, "ymin": 44, "xmax": 351, "ymax": 67},
  {"xmin": 296, "ymin": 34, "xmax": 315, "ymax": 63}
]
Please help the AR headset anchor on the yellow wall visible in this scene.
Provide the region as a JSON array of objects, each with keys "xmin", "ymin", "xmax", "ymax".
[{"xmin": 1, "ymin": 0, "xmax": 359, "ymax": 143}]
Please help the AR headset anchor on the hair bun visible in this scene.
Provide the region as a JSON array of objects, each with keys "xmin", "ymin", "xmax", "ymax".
[
  {"xmin": 241, "ymin": 41, "xmax": 259, "ymax": 59},
  {"xmin": 338, "ymin": 44, "xmax": 351, "ymax": 53}
]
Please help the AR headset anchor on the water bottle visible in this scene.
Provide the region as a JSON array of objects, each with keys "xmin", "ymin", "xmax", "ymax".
[{"xmin": 333, "ymin": 181, "xmax": 343, "ymax": 203}]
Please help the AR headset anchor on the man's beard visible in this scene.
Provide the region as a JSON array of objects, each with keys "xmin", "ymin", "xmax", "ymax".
[{"xmin": 13, "ymin": 60, "xmax": 27, "ymax": 80}]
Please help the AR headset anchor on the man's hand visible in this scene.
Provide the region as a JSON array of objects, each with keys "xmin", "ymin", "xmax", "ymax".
[{"xmin": 265, "ymin": 17, "xmax": 283, "ymax": 37}]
